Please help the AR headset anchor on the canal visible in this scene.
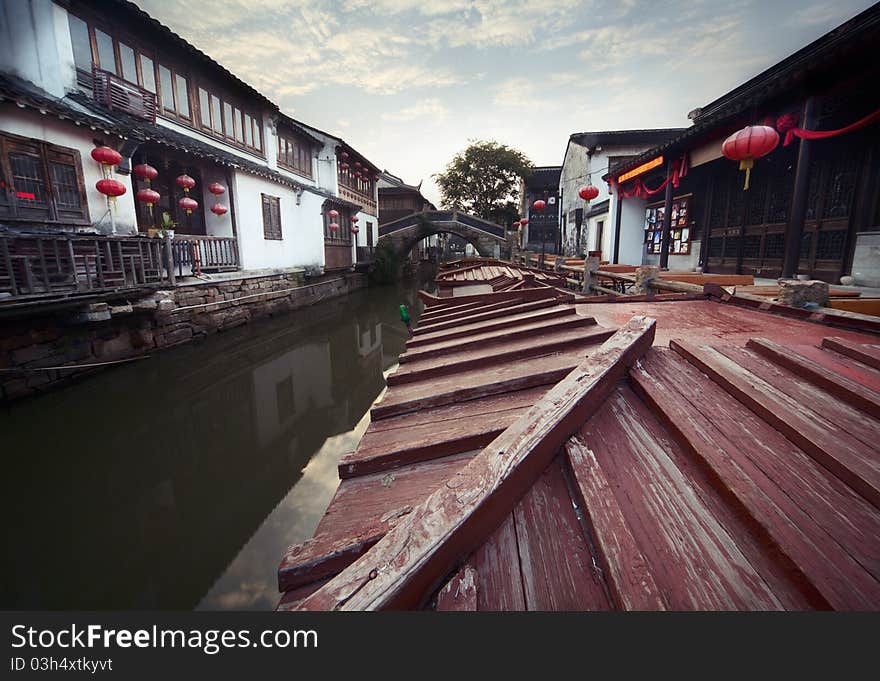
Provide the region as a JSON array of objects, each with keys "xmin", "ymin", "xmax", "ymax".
[{"xmin": 0, "ymin": 279, "xmax": 428, "ymax": 610}]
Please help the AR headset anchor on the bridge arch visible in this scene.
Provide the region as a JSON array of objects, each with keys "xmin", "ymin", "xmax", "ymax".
[{"xmin": 378, "ymin": 211, "xmax": 508, "ymax": 260}]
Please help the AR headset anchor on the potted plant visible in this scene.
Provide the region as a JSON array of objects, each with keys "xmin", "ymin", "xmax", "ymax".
[{"xmin": 158, "ymin": 211, "xmax": 177, "ymax": 239}]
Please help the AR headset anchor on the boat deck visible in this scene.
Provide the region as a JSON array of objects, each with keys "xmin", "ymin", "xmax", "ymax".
[{"xmin": 276, "ymin": 270, "xmax": 880, "ymax": 611}]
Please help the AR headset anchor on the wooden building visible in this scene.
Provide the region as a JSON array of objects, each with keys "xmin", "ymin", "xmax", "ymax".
[
  {"xmin": 604, "ymin": 4, "xmax": 880, "ymax": 284},
  {"xmin": 520, "ymin": 166, "xmax": 561, "ymax": 254},
  {"xmin": 0, "ymin": 0, "xmax": 381, "ymax": 300}
]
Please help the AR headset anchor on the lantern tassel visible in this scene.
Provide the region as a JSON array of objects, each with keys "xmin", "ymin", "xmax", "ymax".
[{"xmin": 739, "ymin": 158, "xmax": 754, "ymax": 191}]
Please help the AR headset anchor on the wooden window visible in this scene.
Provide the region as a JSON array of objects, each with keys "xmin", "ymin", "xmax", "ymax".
[
  {"xmin": 67, "ymin": 14, "xmax": 91, "ymax": 72},
  {"xmin": 0, "ymin": 132, "xmax": 89, "ymax": 224},
  {"xmin": 261, "ymin": 194, "xmax": 282, "ymax": 240},
  {"xmin": 198, "ymin": 88, "xmax": 211, "ymax": 128},
  {"xmin": 94, "ymin": 28, "xmax": 116, "ymax": 75},
  {"xmin": 118, "ymin": 42, "xmax": 137, "ymax": 84},
  {"xmin": 175, "ymin": 74, "xmax": 190, "ymax": 118},
  {"xmin": 139, "ymin": 54, "xmax": 155, "ymax": 92},
  {"xmin": 223, "ymin": 102, "xmax": 233, "ymax": 140},
  {"xmin": 277, "ymin": 132, "xmax": 312, "ymax": 178},
  {"xmin": 234, "ymin": 109, "xmax": 244, "ymax": 143},
  {"xmin": 211, "ymin": 95, "xmax": 223, "ymax": 134},
  {"xmin": 243, "ymin": 114, "xmax": 253, "ymax": 147},
  {"xmin": 158, "ymin": 65, "xmax": 174, "ymax": 112}
]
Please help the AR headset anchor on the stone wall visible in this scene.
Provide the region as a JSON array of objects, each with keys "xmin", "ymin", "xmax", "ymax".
[{"xmin": 0, "ymin": 271, "xmax": 367, "ymax": 403}]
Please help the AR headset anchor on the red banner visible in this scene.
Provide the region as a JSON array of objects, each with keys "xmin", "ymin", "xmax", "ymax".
[{"xmin": 783, "ymin": 107, "xmax": 880, "ymax": 146}]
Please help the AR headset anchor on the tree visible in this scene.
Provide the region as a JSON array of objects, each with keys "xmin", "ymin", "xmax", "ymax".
[{"xmin": 433, "ymin": 140, "xmax": 533, "ymax": 226}]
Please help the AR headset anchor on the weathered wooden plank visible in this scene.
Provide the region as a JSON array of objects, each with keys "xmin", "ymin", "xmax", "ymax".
[
  {"xmin": 405, "ymin": 305, "xmax": 576, "ymax": 349},
  {"xmin": 414, "ymin": 297, "xmax": 559, "ymax": 336},
  {"xmin": 822, "ymin": 337, "xmax": 880, "ymax": 371},
  {"xmin": 746, "ymin": 338, "xmax": 880, "ymax": 419},
  {"xmin": 435, "ymin": 565, "xmax": 478, "ymax": 611},
  {"xmin": 631, "ymin": 350, "xmax": 880, "ymax": 609},
  {"xmin": 583, "ymin": 387, "xmax": 788, "ymax": 610},
  {"xmin": 513, "ymin": 458, "xmax": 612, "ymax": 611},
  {"xmin": 469, "ymin": 514, "xmax": 526, "ymax": 611},
  {"xmin": 278, "ymin": 453, "xmax": 477, "ymax": 592},
  {"xmin": 389, "ymin": 326, "xmax": 614, "ymax": 386},
  {"xmin": 276, "ymin": 578, "xmax": 332, "ymax": 612},
  {"xmin": 371, "ymin": 355, "xmax": 580, "ymax": 421},
  {"xmin": 672, "ymin": 339, "xmax": 880, "ymax": 510},
  {"xmin": 416, "ymin": 296, "xmax": 525, "ymax": 326},
  {"xmin": 399, "ymin": 313, "xmax": 596, "ymax": 364},
  {"xmin": 295, "ymin": 316, "xmax": 656, "ymax": 610},
  {"xmin": 716, "ymin": 345, "xmax": 880, "ymax": 455},
  {"xmin": 565, "ymin": 435, "xmax": 667, "ymax": 611}
]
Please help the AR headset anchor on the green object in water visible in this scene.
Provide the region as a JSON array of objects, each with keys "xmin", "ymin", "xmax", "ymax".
[{"xmin": 399, "ymin": 304, "xmax": 410, "ymax": 322}]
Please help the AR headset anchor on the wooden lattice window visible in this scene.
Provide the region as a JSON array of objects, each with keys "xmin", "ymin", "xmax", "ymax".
[
  {"xmin": 0, "ymin": 132, "xmax": 89, "ymax": 224},
  {"xmin": 261, "ymin": 194, "xmax": 282, "ymax": 240}
]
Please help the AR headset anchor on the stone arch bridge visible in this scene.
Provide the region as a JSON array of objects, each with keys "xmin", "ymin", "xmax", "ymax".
[{"xmin": 378, "ymin": 211, "xmax": 508, "ymax": 259}]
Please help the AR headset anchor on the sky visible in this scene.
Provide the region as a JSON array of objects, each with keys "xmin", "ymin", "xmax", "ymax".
[{"xmin": 136, "ymin": 0, "xmax": 876, "ymax": 207}]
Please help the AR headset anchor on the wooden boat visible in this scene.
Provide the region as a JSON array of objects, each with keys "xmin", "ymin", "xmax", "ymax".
[{"xmin": 276, "ymin": 263, "xmax": 880, "ymax": 611}]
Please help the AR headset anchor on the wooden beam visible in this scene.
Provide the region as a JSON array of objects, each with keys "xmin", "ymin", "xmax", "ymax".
[
  {"xmin": 294, "ymin": 316, "xmax": 656, "ymax": 611},
  {"xmin": 746, "ymin": 338, "xmax": 880, "ymax": 419},
  {"xmin": 822, "ymin": 337, "xmax": 880, "ymax": 370},
  {"xmin": 564, "ymin": 435, "xmax": 667, "ymax": 610},
  {"xmin": 671, "ymin": 339, "xmax": 880, "ymax": 510},
  {"xmin": 435, "ymin": 565, "xmax": 478, "ymax": 611}
]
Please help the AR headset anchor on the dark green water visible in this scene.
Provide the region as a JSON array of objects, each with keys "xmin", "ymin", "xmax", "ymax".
[{"xmin": 0, "ymin": 280, "xmax": 426, "ymax": 610}]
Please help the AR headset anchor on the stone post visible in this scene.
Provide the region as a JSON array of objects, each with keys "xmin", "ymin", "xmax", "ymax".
[
  {"xmin": 635, "ymin": 265, "xmax": 660, "ymax": 295},
  {"xmin": 778, "ymin": 279, "xmax": 829, "ymax": 308},
  {"xmin": 582, "ymin": 256, "xmax": 600, "ymax": 294}
]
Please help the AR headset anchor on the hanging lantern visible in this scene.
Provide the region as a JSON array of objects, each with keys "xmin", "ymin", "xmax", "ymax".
[
  {"xmin": 512, "ymin": 220, "xmax": 521, "ymax": 228},
  {"xmin": 208, "ymin": 182, "xmax": 226, "ymax": 195},
  {"xmin": 339, "ymin": 151, "xmax": 349, "ymax": 160},
  {"xmin": 351, "ymin": 215, "xmax": 359, "ymax": 223},
  {"xmin": 721, "ymin": 125, "xmax": 779, "ymax": 190},
  {"xmin": 133, "ymin": 163, "xmax": 158, "ymax": 182},
  {"xmin": 354, "ymin": 161, "xmax": 362, "ymax": 168},
  {"xmin": 351, "ymin": 226, "xmax": 360, "ymax": 234},
  {"xmin": 178, "ymin": 196, "xmax": 198, "ymax": 214},
  {"xmin": 520, "ymin": 217, "xmax": 529, "ymax": 226},
  {"xmin": 578, "ymin": 184, "xmax": 599, "ymax": 201},
  {"xmin": 91, "ymin": 146, "xmax": 122, "ymax": 167},
  {"xmin": 210, "ymin": 203, "xmax": 228, "ymax": 217},
  {"xmin": 96, "ymin": 178, "xmax": 126, "ymax": 197},
  {"xmin": 328, "ymin": 209, "xmax": 339, "ymax": 219},
  {"xmin": 329, "ymin": 222, "xmax": 339, "ymax": 232},
  {"xmin": 340, "ymin": 162, "xmax": 350, "ymax": 170},
  {"xmin": 136, "ymin": 188, "xmax": 160, "ymax": 206},
  {"xmin": 176, "ymin": 174, "xmax": 196, "ymax": 193},
  {"xmin": 532, "ymin": 199, "xmax": 546, "ymax": 211}
]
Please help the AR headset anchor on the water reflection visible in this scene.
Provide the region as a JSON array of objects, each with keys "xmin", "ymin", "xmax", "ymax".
[{"xmin": 0, "ymin": 282, "xmax": 424, "ymax": 610}]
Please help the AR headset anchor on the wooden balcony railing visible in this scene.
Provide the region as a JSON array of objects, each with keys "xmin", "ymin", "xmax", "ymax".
[
  {"xmin": 91, "ymin": 66, "xmax": 157, "ymax": 123},
  {"xmin": 0, "ymin": 232, "xmax": 171, "ymax": 300},
  {"xmin": 170, "ymin": 235, "xmax": 240, "ymax": 277}
]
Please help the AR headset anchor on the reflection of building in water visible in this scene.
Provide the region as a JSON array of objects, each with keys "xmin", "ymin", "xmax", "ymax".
[{"xmin": 252, "ymin": 342, "xmax": 333, "ymax": 449}]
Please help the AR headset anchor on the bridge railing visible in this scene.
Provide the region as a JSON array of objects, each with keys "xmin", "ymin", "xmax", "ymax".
[{"xmin": 378, "ymin": 210, "xmax": 507, "ymax": 239}]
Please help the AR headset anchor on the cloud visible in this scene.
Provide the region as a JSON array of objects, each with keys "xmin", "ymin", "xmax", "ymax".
[
  {"xmin": 381, "ymin": 98, "xmax": 449, "ymax": 122},
  {"xmin": 784, "ymin": 3, "xmax": 845, "ymax": 28}
]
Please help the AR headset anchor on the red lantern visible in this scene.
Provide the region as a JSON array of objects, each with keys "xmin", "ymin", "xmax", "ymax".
[
  {"xmin": 176, "ymin": 174, "xmax": 196, "ymax": 193},
  {"xmin": 178, "ymin": 196, "xmax": 198, "ymax": 214},
  {"xmin": 373, "ymin": 174, "xmax": 380, "ymax": 181},
  {"xmin": 520, "ymin": 217, "xmax": 529, "ymax": 226},
  {"xmin": 355, "ymin": 161, "xmax": 362, "ymax": 168},
  {"xmin": 339, "ymin": 151, "xmax": 349, "ymax": 160},
  {"xmin": 328, "ymin": 209, "xmax": 339, "ymax": 219},
  {"xmin": 351, "ymin": 215, "xmax": 359, "ymax": 223},
  {"xmin": 351, "ymin": 226, "xmax": 360, "ymax": 234},
  {"xmin": 329, "ymin": 222, "xmax": 339, "ymax": 232},
  {"xmin": 721, "ymin": 125, "xmax": 779, "ymax": 190},
  {"xmin": 340, "ymin": 162, "xmax": 350, "ymax": 170},
  {"xmin": 210, "ymin": 203, "xmax": 228, "ymax": 217},
  {"xmin": 91, "ymin": 146, "xmax": 122, "ymax": 167},
  {"xmin": 578, "ymin": 185, "xmax": 599, "ymax": 201},
  {"xmin": 513, "ymin": 220, "xmax": 521, "ymax": 228},
  {"xmin": 532, "ymin": 199, "xmax": 546, "ymax": 211},
  {"xmin": 133, "ymin": 163, "xmax": 158, "ymax": 181},
  {"xmin": 96, "ymin": 178, "xmax": 126, "ymax": 197},
  {"xmin": 208, "ymin": 182, "xmax": 226, "ymax": 195},
  {"xmin": 136, "ymin": 188, "xmax": 160, "ymax": 206}
]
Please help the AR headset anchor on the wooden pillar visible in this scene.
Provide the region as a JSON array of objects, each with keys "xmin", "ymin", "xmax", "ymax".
[
  {"xmin": 782, "ymin": 96, "xmax": 816, "ymax": 279},
  {"xmin": 659, "ymin": 162, "xmax": 674, "ymax": 269},
  {"xmin": 163, "ymin": 234, "xmax": 176, "ymax": 285},
  {"xmin": 612, "ymin": 193, "xmax": 623, "ymax": 265}
]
